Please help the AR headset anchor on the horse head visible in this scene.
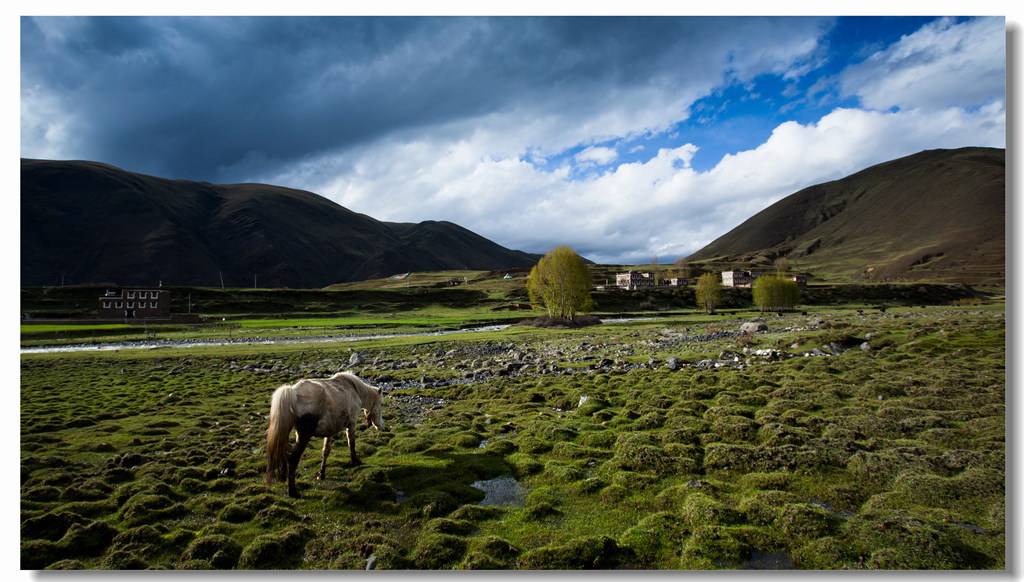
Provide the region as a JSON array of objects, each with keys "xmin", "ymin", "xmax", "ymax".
[{"xmin": 365, "ymin": 385, "xmax": 384, "ymax": 431}]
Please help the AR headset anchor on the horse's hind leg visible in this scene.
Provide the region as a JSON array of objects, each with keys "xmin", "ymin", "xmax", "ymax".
[
  {"xmin": 317, "ymin": 437, "xmax": 331, "ymax": 480},
  {"xmin": 287, "ymin": 414, "xmax": 317, "ymax": 498}
]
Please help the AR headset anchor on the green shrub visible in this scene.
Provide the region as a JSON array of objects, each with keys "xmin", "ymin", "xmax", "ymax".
[
  {"xmin": 778, "ymin": 503, "xmax": 841, "ymax": 542},
  {"xmin": 791, "ymin": 536, "xmax": 853, "ymax": 569},
  {"xmin": 423, "ymin": 518, "xmax": 474, "ymax": 536},
  {"xmin": 679, "ymin": 492, "xmax": 740, "ymax": 528},
  {"xmin": 516, "ymin": 536, "xmax": 619, "ymax": 569},
  {"xmin": 631, "ymin": 412, "xmax": 665, "ymax": 430},
  {"xmin": 542, "ymin": 461, "xmax": 585, "ymax": 483},
  {"xmin": 21, "ymin": 539, "xmax": 61, "ymax": 570},
  {"xmin": 847, "ymin": 514, "xmax": 996, "ymax": 569},
  {"xmin": 678, "ymin": 526, "xmax": 749, "ymax": 569},
  {"xmin": 101, "ymin": 549, "xmax": 149, "ymax": 569},
  {"xmin": 618, "ymin": 512, "xmax": 686, "ymax": 563},
  {"xmin": 448, "ymin": 432, "xmax": 483, "ymax": 448},
  {"xmin": 483, "ymin": 439, "xmax": 517, "ymax": 455},
  {"xmin": 57, "ymin": 520, "xmax": 119, "ymax": 557},
  {"xmin": 410, "ymin": 533, "xmax": 468, "ymax": 569},
  {"xmin": 703, "ymin": 443, "xmax": 797, "ymax": 473},
  {"xmin": 450, "ymin": 504, "xmax": 504, "ymax": 522},
  {"xmin": 405, "ymin": 490, "xmax": 459, "ymax": 518},
  {"xmin": 459, "ymin": 536, "xmax": 519, "ymax": 569},
  {"xmin": 598, "ymin": 484, "xmax": 629, "ymax": 502},
  {"xmin": 551, "ymin": 441, "xmax": 609, "ymax": 460},
  {"xmin": 711, "ymin": 415, "xmax": 760, "ymax": 443},
  {"xmin": 182, "ymin": 534, "xmax": 243, "ymax": 569},
  {"xmin": 523, "ymin": 502, "xmax": 561, "ymax": 521},
  {"xmin": 737, "ymin": 471, "xmax": 793, "ymax": 492},
  {"xmin": 218, "ymin": 503, "xmax": 255, "ymax": 523},
  {"xmin": 238, "ymin": 526, "xmax": 311, "ymax": 569},
  {"xmin": 570, "ymin": 477, "xmax": 607, "ymax": 495},
  {"xmin": 506, "ymin": 453, "xmax": 543, "ymax": 477},
  {"xmin": 738, "ymin": 490, "xmax": 798, "ymax": 525},
  {"xmin": 576, "ymin": 397, "xmax": 611, "ymax": 416},
  {"xmin": 21, "ymin": 511, "xmax": 88, "ymax": 541},
  {"xmin": 579, "ymin": 429, "xmax": 616, "ymax": 448}
]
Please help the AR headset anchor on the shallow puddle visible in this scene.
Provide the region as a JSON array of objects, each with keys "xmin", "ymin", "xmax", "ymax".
[{"xmin": 471, "ymin": 475, "xmax": 527, "ymax": 507}]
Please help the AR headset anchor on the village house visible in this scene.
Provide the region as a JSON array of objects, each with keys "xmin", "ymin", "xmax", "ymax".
[
  {"xmin": 616, "ymin": 271, "xmax": 656, "ymax": 290},
  {"xmin": 98, "ymin": 289, "xmax": 171, "ymax": 320},
  {"xmin": 721, "ymin": 270, "xmax": 762, "ymax": 287},
  {"xmin": 721, "ymin": 270, "xmax": 807, "ymax": 288},
  {"xmin": 613, "ymin": 271, "xmax": 687, "ymax": 291}
]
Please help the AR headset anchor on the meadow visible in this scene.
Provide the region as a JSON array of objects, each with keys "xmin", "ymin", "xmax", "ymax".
[{"xmin": 20, "ymin": 303, "xmax": 1005, "ymax": 570}]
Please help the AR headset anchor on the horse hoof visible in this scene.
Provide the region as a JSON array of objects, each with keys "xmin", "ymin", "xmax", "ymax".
[{"xmin": 289, "ymin": 490, "xmax": 302, "ymax": 499}]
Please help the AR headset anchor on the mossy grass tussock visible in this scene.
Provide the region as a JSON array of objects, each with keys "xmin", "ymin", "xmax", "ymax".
[{"xmin": 21, "ymin": 302, "xmax": 1004, "ymax": 570}]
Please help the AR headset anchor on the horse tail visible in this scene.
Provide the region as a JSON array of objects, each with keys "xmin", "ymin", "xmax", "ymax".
[{"xmin": 265, "ymin": 384, "xmax": 297, "ymax": 487}]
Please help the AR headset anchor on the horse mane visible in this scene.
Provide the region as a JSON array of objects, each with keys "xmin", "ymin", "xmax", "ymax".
[{"xmin": 331, "ymin": 372, "xmax": 380, "ymax": 406}]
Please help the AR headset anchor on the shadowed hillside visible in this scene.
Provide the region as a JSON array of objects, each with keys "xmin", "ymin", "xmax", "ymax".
[
  {"xmin": 21, "ymin": 159, "xmax": 539, "ymax": 288},
  {"xmin": 687, "ymin": 147, "xmax": 1005, "ymax": 285}
]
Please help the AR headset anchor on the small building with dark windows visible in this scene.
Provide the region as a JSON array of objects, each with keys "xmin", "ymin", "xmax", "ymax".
[
  {"xmin": 721, "ymin": 270, "xmax": 761, "ymax": 287},
  {"xmin": 98, "ymin": 289, "xmax": 171, "ymax": 320},
  {"xmin": 722, "ymin": 270, "xmax": 807, "ymax": 288},
  {"xmin": 612, "ymin": 271, "xmax": 687, "ymax": 291},
  {"xmin": 616, "ymin": 271, "xmax": 656, "ymax": 290}
]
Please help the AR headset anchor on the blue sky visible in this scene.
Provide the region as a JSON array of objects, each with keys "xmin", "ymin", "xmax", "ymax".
[{"xmin": 19, "ymin": 11, "xmax": 1008, "ymax": 264}]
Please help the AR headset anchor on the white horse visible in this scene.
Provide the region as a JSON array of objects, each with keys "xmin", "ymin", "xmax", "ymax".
[{"xmin": 265, "ymin": 372, "xmax": 384, "ymax": 498}]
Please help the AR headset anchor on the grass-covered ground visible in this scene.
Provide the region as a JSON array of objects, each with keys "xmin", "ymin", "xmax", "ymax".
[{"xmin": 20, "ymin": 306, "xmax": 1005, "ymax": 570}]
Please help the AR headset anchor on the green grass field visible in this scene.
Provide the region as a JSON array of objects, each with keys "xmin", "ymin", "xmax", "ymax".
[{"xmin": 20, "ymin": 303, "xmax": 1005, "ymax": 570}]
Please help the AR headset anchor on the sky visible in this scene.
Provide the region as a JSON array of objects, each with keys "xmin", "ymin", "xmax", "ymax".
[{"xmin": 19, "ymin": 11, "xmax": 1008, "ymax": 265}]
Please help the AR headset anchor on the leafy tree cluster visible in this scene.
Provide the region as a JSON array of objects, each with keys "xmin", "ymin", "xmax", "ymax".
[
  {"xmin": 752, "ymin": 275, "xmax": 801, "ymax": 311},
  {"xmin": 527, "ymin": 246, "xmax": 594, "ymax": 319},
  {"xmin": 695, "ymin": 272, "xmax": 721, "ymax": 314}
]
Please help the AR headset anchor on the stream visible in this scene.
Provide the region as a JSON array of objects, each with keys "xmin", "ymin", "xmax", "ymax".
[
  {"xmin": 20, "ymin": 324, "xmax": 515, "ymax": 354},
  {"xmin": 20, "ymin": 318, "xmax": 657, "ymax": 354}
]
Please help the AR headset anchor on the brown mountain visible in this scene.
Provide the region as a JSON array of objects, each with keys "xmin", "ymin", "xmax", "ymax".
[
  {"xmin": 686, "ymin": 147, "xmax": 1005, "ymax": 285},
  {"xmin": 21, "ymin": 159, "xmax": 540, "ymax": 288}
]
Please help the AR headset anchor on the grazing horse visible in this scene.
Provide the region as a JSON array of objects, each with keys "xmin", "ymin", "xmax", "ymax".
[{"xmin": 265, "ymin": 372, "xmax": 384, "ymax": 498}]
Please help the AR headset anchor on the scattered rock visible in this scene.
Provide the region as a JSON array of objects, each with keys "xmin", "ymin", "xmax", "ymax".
[{"xmin": 740, "ymin": 321, "xmax": 768, "ymax": 334}]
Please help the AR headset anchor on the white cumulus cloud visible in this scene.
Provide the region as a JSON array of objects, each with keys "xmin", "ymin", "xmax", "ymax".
[
  {"xmin": 575, "ymin": 146, "xmax": 618, "ymax": 166},
  {"xmin": 840, "ymin": 16, "xmax": 1005, "ymax": 111}
]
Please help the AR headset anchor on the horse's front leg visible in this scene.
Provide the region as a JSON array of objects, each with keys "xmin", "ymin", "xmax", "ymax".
[
  {"xmin": 346, "ymin": 424, "xmax": 361, "ymax": 466},
  {"xmin": 317, "ymin": 437, "xmax": 331, "ymax": 480}
]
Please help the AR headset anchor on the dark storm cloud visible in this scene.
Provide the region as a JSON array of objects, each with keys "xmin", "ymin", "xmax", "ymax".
[
  {"xmin": 22, "ymin": 15, "xmax": 741, "ymax": 182},
  {"xmin": 20, "ymin": 15, "xmax": 1006, "ymax": 263}
]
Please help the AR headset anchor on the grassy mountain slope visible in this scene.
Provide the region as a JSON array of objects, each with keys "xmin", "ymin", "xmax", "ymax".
[
  {"xmin": 21, "ymin": 159, "xmax": 539, "ymax": 288},
  {"xmin": 686, "ymin": 147, "xmax": 1005, "ymax": 285}
]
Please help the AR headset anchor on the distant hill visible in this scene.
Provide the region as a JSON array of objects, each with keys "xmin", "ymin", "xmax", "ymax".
[
  {"xmin": 21, "ymin": 159, "xmax": 540, "ymax": 288},
  {"xmin": 686, "ymin": 147, "xmax": 1005, "ymax": 285}
]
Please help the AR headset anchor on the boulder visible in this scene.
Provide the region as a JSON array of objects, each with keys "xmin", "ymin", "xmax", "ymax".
[{"xmin": 739, "ymin": 321, "xmax": 768, "ymax": 334}]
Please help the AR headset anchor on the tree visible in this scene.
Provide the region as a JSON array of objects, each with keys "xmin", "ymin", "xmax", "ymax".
[
  {"xmin": 650, "ymin": 255, "xmax": 661, "ymax": 285},
  {"xmin": 773, "ymin": 256, "xmax": 791, "ymax": 276},
  {"xmin": 695, "ymin": 272, "xmax": 721, "ymax": 314},
  {"xmin": 673, "ymin": 257, "xmax": 692, "ymax": 283},
  {"xmin": 752, "ymin": 275, "xmax": 801, "ymax": 312},
  {"xmin": 527, "ymin": 246, "xmax": 594, "ymax": 319}
]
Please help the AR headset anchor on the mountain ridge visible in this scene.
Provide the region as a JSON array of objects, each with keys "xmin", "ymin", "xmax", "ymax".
[
  {"xmin": 686, "ymin": 147, "xmax": 1005, "ymax": 285},
  {"xmin": 21, "ymin": 159, "xmax": 540, "ymax": 288}
]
